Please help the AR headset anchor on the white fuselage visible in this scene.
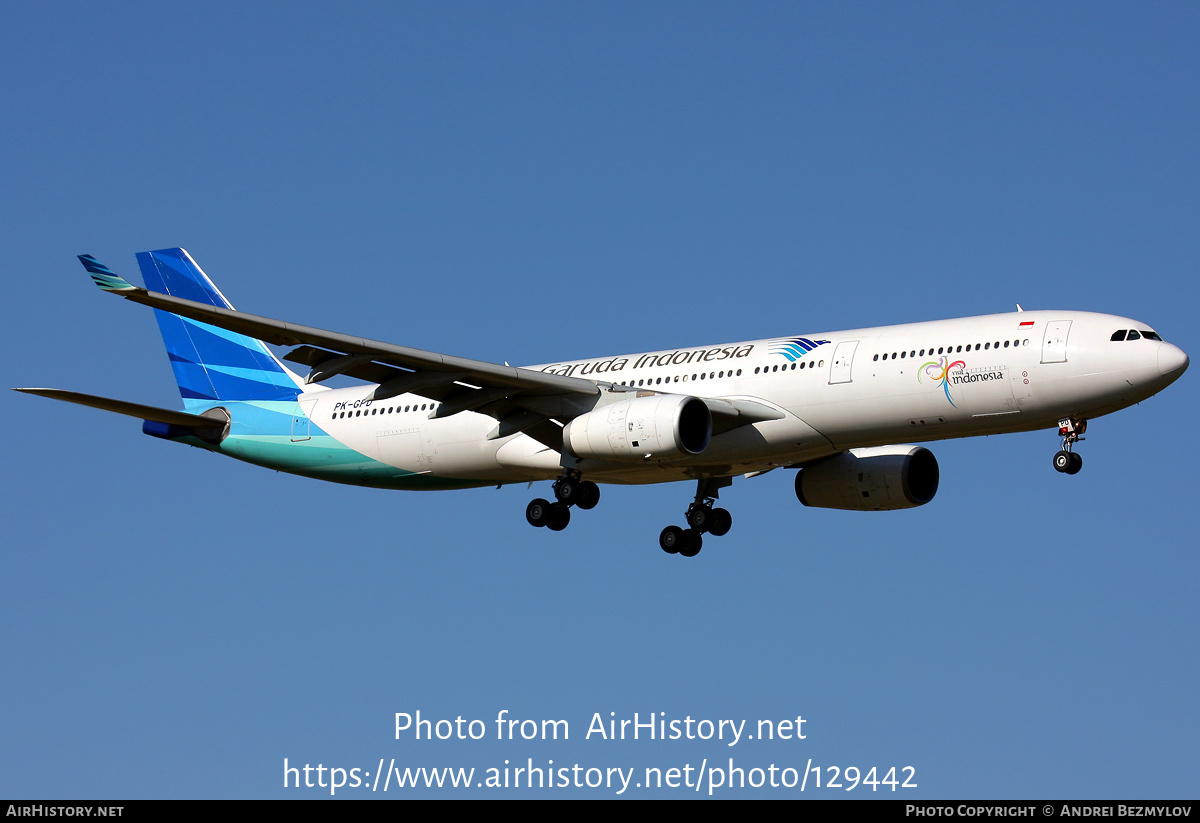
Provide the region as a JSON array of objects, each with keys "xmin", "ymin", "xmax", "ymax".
[{"xmin": 290, "ymin": 310, "xmax": 1187, "ymax": 486}]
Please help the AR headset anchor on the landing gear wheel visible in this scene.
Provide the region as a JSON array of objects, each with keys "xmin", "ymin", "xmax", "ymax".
[
  {"xmin": 577, "ymin": 481, "xmax": 601, "ymax": 510},
  {"xmin": 1053, "ymin": 451, "xmax": 1071, "ymax": 473},
  {"xmin": 546, "ymin": 502, "xmax": 571, "ymax": 531},
  {"xmin": 709, "ymin": 508, "xmax": 732, "ymax": 537},
  {"xmin": 554, "ymin": 477, "xmax": 582, "ymax": 505},
  {"xmin": 1054, "ymin": 417, "xmax": 1087, "ymax": 475},
  {"xmin": 660, "ymin": 525, "xmax": 685, "ymax": 554},
  {"xmin": 526, "ymin": 498, "xmax": 552, "ymax": 527},
  {"xmin": 679, "ymin": 531, "xmax": 703, "ymax": 557},
  {"xmin": 1066, "ymin": 451, "xmax": 1083, "ymax": 475},
  {"xmin": 686, "ymin": 504, "xmax": 712, "ymax": 532}
]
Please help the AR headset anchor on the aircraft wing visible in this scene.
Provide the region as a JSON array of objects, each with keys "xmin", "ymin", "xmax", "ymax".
[
  {"xmin": 83, "ymin": 255, "xmax": 599, "ymax": 399},
  {"xmin": 78, "ymin": 253, "xmax": 778, "ymax": 450},
  {"xmin": 80, "ymin": 253, "xmax": 601, "ymax": 448}
]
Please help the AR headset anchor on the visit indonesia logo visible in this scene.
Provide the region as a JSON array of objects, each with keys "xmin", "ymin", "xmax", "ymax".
[{"xmin": 920, "ymin": 355, "xmax": 967, "ymax": 406}]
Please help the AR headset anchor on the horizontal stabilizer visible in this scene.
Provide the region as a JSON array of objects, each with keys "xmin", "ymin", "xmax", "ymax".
[{"xmin": 13, "ymin": 388, "xmax": 220, "ymax": 428}]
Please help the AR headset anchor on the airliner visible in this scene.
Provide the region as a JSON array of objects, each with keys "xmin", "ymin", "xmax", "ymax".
[{"xmin": 16, "ymin": 248, "xmax": 1188, "ymax": 557}]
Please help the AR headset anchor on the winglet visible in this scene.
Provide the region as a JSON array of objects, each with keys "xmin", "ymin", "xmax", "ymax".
[{"xmin": 78, "ymin": 254, "xmax": 138, "ymax": 292}]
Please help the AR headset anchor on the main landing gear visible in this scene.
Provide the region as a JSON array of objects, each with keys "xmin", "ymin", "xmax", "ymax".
[
  {"xmin": 659, "ymin": 478, "xmax": 733, "ymax": 558},
  {"xmin": 1053, "ymin": 416, "xmax": 1087, "ymax": 475},
  {"xmin": 525, "ymin": 472, "xmax": 736, "ymax": 558},
  {"xmin": 525, "ymin": 470, "xmax": 600, "ymax": 532}
]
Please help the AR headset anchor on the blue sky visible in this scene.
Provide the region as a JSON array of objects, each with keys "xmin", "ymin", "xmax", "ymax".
[{"xmin": 2, "ymin": 2, "xmax": 1197, "ymax": 798}]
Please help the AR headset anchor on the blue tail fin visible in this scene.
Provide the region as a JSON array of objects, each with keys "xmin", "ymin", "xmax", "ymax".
[{"xmin": 134, "ymin": 248, "xmax": 303, "ymax": 407}]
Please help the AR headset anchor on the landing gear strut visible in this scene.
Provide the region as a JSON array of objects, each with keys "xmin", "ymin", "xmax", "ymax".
[
  {"xmin": 1053, "ymin": 416, "xmax": 1086, "ymax": 475},
  {"xmin": 526, "ymin": 469, "xmax": 600, "ymax": 531},
  {"xmin": 660, "ymin": 477, "xmax": 734, "ymax": 558}
]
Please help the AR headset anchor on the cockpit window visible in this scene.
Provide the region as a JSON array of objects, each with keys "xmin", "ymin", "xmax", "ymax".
[
  {"xmin": 1142, "ymin": 330, "xmax": 1162, "ymax": 341},
  {"xmin": 1127, "ymin": 330, "xmax": 1141, "ymax": 341},
  {"xmin": 1111, "ymin": 330, "xmax": 1127, "ymax": 341}
]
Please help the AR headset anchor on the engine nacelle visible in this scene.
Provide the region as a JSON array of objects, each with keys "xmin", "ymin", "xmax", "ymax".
[
  {"xmin": 563, "ymin": 394, "xmax": 711, "ymax": 461},
  {"xmin": 795, "ymin": 446, "xmax": 939, "ymax": 511}
]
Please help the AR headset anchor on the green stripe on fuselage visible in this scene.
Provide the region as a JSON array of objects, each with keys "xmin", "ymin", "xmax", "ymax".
[{"xmin": 216, "ymin": 434, "xmax": 488, "ymax": 490}]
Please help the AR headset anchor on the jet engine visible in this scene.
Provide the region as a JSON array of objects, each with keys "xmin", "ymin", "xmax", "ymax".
[
  {"xmin": 563, "ymin": 394, "xmax": 711, "ymax": 461},
  {"xmin": 795, "ymin": 446, "xmax": 939, "ymax": 511}
]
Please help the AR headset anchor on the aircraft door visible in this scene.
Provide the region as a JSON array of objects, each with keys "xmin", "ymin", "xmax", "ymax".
[
  {"xmin": 291, "ymin": 398, "xmax": 318, "ymax": 441},
  {"xmin": 828, "ymin": 341, "xmax": 859, "ymax": 384},
  {"xmin": 1041, "ymin": 321, "xmax": 1071, "ymax": 364}
]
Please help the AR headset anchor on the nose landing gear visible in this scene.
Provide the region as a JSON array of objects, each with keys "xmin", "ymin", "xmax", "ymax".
[{"xmin": 1053, "ymin": 417, "xmax": 1086, "ymax": 475}]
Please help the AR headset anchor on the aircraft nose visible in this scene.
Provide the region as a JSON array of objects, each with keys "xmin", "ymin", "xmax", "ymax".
[{"xmin": 1159, "ymin": 342, "xmax": 1189, "ymax": 377}]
